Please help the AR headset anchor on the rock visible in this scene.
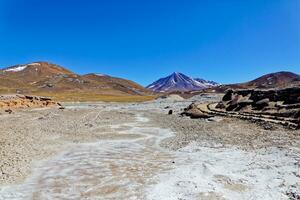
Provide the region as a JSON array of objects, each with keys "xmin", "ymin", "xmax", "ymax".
[
  {"xmin": 85, "ymin": 123, "xmax": 93, "ymax": 127},
  {"xmin": 256, "ymin": 98, "xmax": 270, "ymax": 105},
  {"xmin": 187, "ymin": 103, "xmax": 199, "ymax": 111},
  {"xmin": 231, "ymin": 99, "xmax": 253, "ymax": 111},
  {"xmin": 254, "ymin": 98, "xmax": 269, "ymax": 110},
  {"xmin": 168, "ymin": 110, "xmax": 173, "ymax": 115},
  {"xmin": 46, "ymin": 83, "xmax": 54, "ymax": 88},
  {"xmin": 5, "ymin": 109, "xmax": 12, "ymax": 114},
  {"xmin": 211, "ymin": 87, "xmax": 300, "ymax": 129},
  {"xmin": 59, "ymin": 107, "xmax": 65, "ymax": 110},
  {"xmin": 261, "ymin": 122, "xmax": 274, "ymax": 130},
  {"xmin": 216, "ymin": 102, "xmax": 226, "ymax": 109},
  {"xmin": 189, "ymin": 112, "xmax": 213, "ymax": 119},
  {"xmin": 236, "ymin": 89, "xmax": 252, "ymax": 97},
  {"xmin": 25, "ymin": 95, "xmax": 34, "ymax": 100},
  {"xmin": 286, "ymin": 191, "xmax": 300, "ymax": 200},
  {"xmin": 237, "ymin": 99, "xmax": 253, "ymax": 106},
  {"xmin": 226, "ymin": 99, "xmax": 238, "ymax": 111},
  {"xmin": 40, "ymin": 97, "xmax": 52, "ymax": 101},
  {"xmin": 182, "ymin": 103, "xmax": 212, "ymax": 118},
  {"xmin": 222, "ymin": 89, "xmax": 233, "ymax": 101}
]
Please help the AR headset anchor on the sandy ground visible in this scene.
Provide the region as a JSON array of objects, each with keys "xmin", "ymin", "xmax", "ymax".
[{"xmin": 0, "ymin": 94, "xmax": 299, "ymax": 199}]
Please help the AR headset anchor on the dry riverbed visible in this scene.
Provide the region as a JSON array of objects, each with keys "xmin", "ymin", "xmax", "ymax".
[{"xmin": 0, "ymin": 97, "xmax": 299, "ymax": 199}]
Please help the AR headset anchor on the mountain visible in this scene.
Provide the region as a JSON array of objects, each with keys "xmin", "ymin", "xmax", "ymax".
[
  {"xmin": 0, "ymin": 61, "xmax": 150, "ymax": 97},
  {"xmin": 207, "ymin": 71, "xmax": 300, "ymax": 93},
  {"xmin": 82, "ymin": 73, "xmax": 148, "ymax": 95},
  {"xmin": 146, "ymin": 72, "xmax": 218, "ymax": 92},
  {"xmin": 245, "ymin": 71, "xmax": 300, "ymax": 88},
  {"xmin": 194, "ymin": 78, "xmax": 219, "ymax": 87}
]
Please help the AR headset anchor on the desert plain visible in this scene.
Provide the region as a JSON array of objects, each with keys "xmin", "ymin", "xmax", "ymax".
[{"xmin": 0, "ymin": 94, "xmax": 299, "ymax": 200}]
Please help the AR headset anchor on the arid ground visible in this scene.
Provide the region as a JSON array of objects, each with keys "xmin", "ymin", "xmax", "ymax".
[{"xmin": 0, "ymin": 94, "xmax": 299, "ymax": 200}]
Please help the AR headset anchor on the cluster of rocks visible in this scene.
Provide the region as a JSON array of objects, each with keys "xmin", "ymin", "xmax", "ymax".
[
  {"xmin": 180, "ymin": 87, "xmax": 300, "ymax": 129},
  {"xmin": 0, "ymin": 94, "xmax": 60, "ymax": 112},
  {"xmin": 213, "ymin": 87, "xmax": 300, "ymax": 128},
  {"xmin": 217, "ymin": 87, "xmax": 299, "ymax": 115},
  {"xmin": 219, "ymin": 87, "xmax": 299, "ymax": 108}
]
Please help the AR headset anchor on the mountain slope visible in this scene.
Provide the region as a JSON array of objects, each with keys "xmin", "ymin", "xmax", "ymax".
[
  {"xmin": 0, "ymin": 62, "xmax": 150, "ymax": 96},
  {"xmin": 194, "ymin": 78, "xmax": 219, "ymax": 87},
  {"xmin": 147, "ymin": 72, "xmax": 218, "ymax": 92},
  {"xmin": 82, "ymin": 73, "xmax": 149, "ymax": 95},
  {"xmin": 245, "ymin": 71, "xmax": 299, "ymax": 88},
  {"xmin": 208, "ymin": 71, "xmax": 300, "ymax": 93}
]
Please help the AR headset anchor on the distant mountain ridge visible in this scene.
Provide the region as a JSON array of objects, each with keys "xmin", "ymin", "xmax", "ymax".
[
  {"xmin": 0, "ymin": 61, "xmax": 150, "ymax": 96},
  {"xmin": 209, "ymin": 71, "xmax": 300, "ymax": 92},
  {"xmin": 194, "ymin": 78, "xmax": 219, "ymax": 87},
  {"xmin": 146, "ymin": 72, "xmax": 219, "ymax": 92},
  {"xmin": 246, "ymin": 71, "xmax": 300, "ymax": 88}
]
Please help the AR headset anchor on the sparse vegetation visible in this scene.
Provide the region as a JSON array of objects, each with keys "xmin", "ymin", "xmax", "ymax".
[{"xmin": 30, "ymin": 92, "xmax": 157, "ymax": 102}]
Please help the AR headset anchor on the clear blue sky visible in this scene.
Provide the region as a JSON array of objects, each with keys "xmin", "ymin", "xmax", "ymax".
[{"xmin": 0, "ymin": 0, "xmax": 299, "ymax": 86}]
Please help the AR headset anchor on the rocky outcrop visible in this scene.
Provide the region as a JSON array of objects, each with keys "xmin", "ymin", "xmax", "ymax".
[
  {"xmin": 220, "ymin": 87, "xmax": 300, "ymax": 112},
  {"xmin": 182, "ymin": 87, "xmax": 300, "ymax": 129},
  {"xmin": 0, "ymin": 94, "xmax": 59, "ymax": 111},
  {"xmin": 210, "ymin": 87, "xmax": 300, "ymax": 129}
]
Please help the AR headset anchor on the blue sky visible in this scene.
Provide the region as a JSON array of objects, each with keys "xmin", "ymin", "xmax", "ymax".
[{"xmin": 0, "ymin": 0, "xmax": 299, "ymax": 86}]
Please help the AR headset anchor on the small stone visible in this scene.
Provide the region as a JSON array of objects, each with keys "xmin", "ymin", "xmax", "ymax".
[{"xmin": 4, "ymin": 109, "xmax": 12, "ymax": 114}]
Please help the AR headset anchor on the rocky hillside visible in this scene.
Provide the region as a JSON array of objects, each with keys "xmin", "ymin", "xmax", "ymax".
[
  {"xmin": 0, "ymin": 94, "xmax": 59, "ymax": 111},
  {"xmin": 147, "ymin": 72, "xmax": 218, "ymax": 92},
  {"xmin": 0, "ymin": 62, "xmax": 150, "ymax": 96},
  {"xmin": 244, "ymin": 71, "xmax": 299, "ymax": 88},
  {"xmin": 183, "ymin": 87, "xmax": 300, "ymax": 129},
  {"xmin": 82, "ymin": 73, "xmax": 147, "ymax": 95},
  {"xmin": 215, "ymin": 87, "xmax": 300, "ymax": 128},
  {"xmin": 207, "ymin": 71, "xmax": 300, "ymax": 93}
]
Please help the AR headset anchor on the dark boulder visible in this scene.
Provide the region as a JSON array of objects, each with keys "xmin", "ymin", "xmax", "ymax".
[
  {"xmin": 226, "ymin": 100, "xmax": 238, "ymax": 111},
  {"xmin": 216, "ymin": 102, "xmax": 226, "ymax": 109},
  {"xmin": 5, "ymin": 109, "xmax": 13, "ymax": 114},
  {"xmin": 249, "ymin": 90, "xmax": 277, "ymax": 102},
  {"xmin": 25, "ymin": 95, "xmax": 34, "ymax": 100},
  {"xmin": 254, "ymin": 98, "xmax": 269, "ymax": 110},
  {"xmin": 189, "ymin": 112, "xmax": 213, "ymax": 119},
  {"xmin": 222, "ymin": 89, "xmax": 233, "ymax": 101},
  {"xmin": 234, "ymin": 99, "xmax": 254, "ymax": 111},
  {"xmin": 237, "ymin": 99, "xmax": 253, "ymax": 106}
]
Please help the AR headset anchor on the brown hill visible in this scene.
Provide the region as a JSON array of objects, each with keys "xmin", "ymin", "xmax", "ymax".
[
  {"xmin": 0, "ymin": 62, "xmax": 152, "ymax": 101},
  {"xmin": 206, "ymin": 71, "xmax": 300, "ymax": 93},
  {"xmin": 246, "ymin": 71, "xmax": 299, "ymax": 88},
  {"xmin": 82, "ymin": 73, "xmax": 148, "ymax": 95}
]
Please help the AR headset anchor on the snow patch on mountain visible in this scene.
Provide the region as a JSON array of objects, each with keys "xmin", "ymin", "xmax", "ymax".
[
  {"xmin": 4, "ymin": 65, "xmax": 28, "ymax": 72},
  {"xmin": 95, "ymin": 73, "xmax": 108, "ymax": 77},
  {"xmin": 28, "ymin": 63, "xmax": 41, "ymax": 66},
  {"xmin": 194, "ymin": 78, "xmax": 219, "ymax": 87},
  {"xmin": 3, "ymin": 63, "xmax": 42, "ymax": 72}
]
